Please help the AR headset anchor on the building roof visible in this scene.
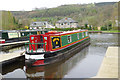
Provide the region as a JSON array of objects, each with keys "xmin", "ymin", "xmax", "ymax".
[{"xmin": 56, "ymin": 17, "xmax": 78, "ymax": 23}]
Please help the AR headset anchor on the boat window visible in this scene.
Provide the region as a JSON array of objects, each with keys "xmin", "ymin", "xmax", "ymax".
[
  {"xmin": 77, "ymin": 33, "xmax": 79, "ymax": 39},
  {"xmin": 68, "ymin": 35, "xmax": 72, "ymax": 43},
  {"xmin": 31, "ymin": 37, "xmax": 34, "ymax": 40},
  {"xmin": 86, "ymin": 32, "xmax": 88, "ymax": 36},
  {"xmin": 82, "ymin": 32, "xmax": 84, "ymax": 38},
  {"xmin": 22, "ymin": 33, "xmax": 24, "ymax": 36}
]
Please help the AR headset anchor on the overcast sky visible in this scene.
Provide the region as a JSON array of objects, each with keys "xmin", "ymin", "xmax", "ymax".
[{"xmin": 0, "ymin": 0, "xmax": 119, "ymax": 11}]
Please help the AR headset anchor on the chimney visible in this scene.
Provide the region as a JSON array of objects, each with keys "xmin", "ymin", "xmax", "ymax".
[{"xmin": 65, "ymin": 17, "xmax": 67, "ymax": 20}]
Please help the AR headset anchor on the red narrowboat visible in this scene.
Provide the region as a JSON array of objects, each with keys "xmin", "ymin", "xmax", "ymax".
[{"xmin": 25, "ymin": 30, "xmax": 90, "ymax": 66}]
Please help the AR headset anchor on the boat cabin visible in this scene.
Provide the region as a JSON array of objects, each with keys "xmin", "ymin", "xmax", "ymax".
[{"xmin": 26, "ymin": 30, "xmax": 89, "ymax": 53}]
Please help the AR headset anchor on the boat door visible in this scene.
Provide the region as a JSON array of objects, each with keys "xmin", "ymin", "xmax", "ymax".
[
  {"xmin": 29, "ymin": 35, "xmax": 40, "ymax": 51},
  {"xmin": 43, "ymin": 35, "xmax": 50, "ymax": 51}
]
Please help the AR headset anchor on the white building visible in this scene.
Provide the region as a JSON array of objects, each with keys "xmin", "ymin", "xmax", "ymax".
[
  {"xmin": 30, "ymin": 21, "xmax": 55, "ymax": 29},
  {"xmin": 55, "ymin": 17, "xmax": 78, "ymax": 28}
]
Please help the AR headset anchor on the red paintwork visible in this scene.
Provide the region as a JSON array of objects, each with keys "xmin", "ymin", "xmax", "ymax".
[
  {"xmin": 42, "ymin": 35, "xmax": 50, "ymax": 51},
  {"xmin": 0, "ymin": 41, "xmax": 5, "ymax": 44},
  {"xmin": 0, "ymin": 39, "xmax": 5, "ymax": 44},
  {"xmin": 45, "ymin": 31, "xmax": 62, "ymax": 35},
  {"xmin": 29, "ymin": 30, "xmax": 88, "ymax": 52},
  {"xmin": 34, "ymin": 66, "xmax": 45, "ymax": 71},
  {"xmin": 33, "ymin": 60, "xmax": 44, "ymax": 66}
]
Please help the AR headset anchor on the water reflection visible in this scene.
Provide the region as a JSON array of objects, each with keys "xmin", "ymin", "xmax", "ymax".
[
  {"xmin": 25, "ymin": 47, "xmax": 89, "ymax": 79},
  {"xmin": 2, "ymin": 61, "xmax": 26, "ymax": 78},
  {"xmin": 1, "ymin": 46, "xmax": 25, "ymax": 54},
  {"xmin": 2, "ymin": 62, "xmax": 24, "ymax": 75},
  {"xmin": 3, "ymin": 69, "xmax": 26, "ymax": 78},
  {"xmin": 90, "ymin": 33, "xmax": 118, "ymax": 47},
  {"xmin": 2, "ymin": 33, "xmax": 119, "ymax": 78}
]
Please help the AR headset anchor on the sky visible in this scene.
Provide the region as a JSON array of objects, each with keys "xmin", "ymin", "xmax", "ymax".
[{"xmin": 0, "ymin": 0, "xmax": 119, "ymax": 11}]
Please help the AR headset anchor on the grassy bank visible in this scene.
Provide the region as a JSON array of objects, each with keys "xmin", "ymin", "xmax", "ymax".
[
  {"xmin": 88, "ymin": 30, "xmax": 120, "ymax": 33},
  {"xmin": 50, "ymin": 28, "xmax": 120, "ymax": 33},
  {"xmin": 102, "ymin": 30, "xmax": 120, "ymax": 33}
]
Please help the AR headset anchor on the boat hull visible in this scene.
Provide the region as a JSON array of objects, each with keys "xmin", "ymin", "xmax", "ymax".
[{"xmin": 25, "ymin": 37, "xmax": 90, "ymax": 66}]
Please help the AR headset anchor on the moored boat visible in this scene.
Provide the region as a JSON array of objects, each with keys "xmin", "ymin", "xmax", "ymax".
[
  {"xmin": 0, "ymin": 30, "xmax": 48, "ymax": 43},
  {"xmin": 25, "ymin": 29, "xmax": 90, "ymax": 66},
  {"xmin": 0, "ymin": 30, "xmax": 48, "ymax": 50}
]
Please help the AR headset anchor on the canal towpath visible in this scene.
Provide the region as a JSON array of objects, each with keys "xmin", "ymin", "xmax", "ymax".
[
  {"xmin": 0, "ymin": 51, "xmax": 25, "ymax": 65},
  {"xmin": 94, "ymin": 46, "xmax": 119, "ymax": 78}
]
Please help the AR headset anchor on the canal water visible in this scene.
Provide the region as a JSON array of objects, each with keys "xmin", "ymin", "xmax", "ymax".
[{"xmin": 1, "ymin": 33, "xmax": 118, "ymax": 79}]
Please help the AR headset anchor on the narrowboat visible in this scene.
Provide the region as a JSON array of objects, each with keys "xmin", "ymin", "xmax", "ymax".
[
  {"xmin": 0, "ymin": 30, "xmax": 48, "ymax": 44},
  {"xmin": 25, "ymin": 29, "xmax": 90, "ymax": 66}
]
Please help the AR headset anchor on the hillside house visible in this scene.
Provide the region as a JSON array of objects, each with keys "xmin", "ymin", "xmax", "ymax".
[
  {"xmin": 30, "ymin": 21, "xmax": 55, "ymax": 29},
  {"xmin": 55, "ymin": 17, "xmax": 78, "ymax": 28}
]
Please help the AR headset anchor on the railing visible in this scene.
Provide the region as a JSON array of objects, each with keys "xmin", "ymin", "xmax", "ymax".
[{"xmin": 25, "ymin": 42, "xmax": 46, "ymax": 53}]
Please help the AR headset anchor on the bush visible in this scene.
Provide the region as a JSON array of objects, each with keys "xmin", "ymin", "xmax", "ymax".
[
  {"xmin": 101, "ymin": 26, "xmax": 107, "ymax": 30},
  {"xmin": 112, "ymin": 27, "xmax": 119, "ymax": 30},
  {"xmin": 50, "ymin": 28, "xmax": 78, "ymax": 31},
  {"xmin": 88, "ymin": 25, "xmax": 92, "ymax": 30}
]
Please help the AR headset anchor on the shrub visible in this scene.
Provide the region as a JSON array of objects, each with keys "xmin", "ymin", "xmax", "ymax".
[{"xmin": 101, "ymin": 26, "xmax": 107, "ymax": 30}]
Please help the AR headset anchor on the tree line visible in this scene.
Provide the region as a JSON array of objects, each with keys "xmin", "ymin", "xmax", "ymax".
[{"xmin": 1, "ymin": 2, "xmax": 119, "ymax": 30}]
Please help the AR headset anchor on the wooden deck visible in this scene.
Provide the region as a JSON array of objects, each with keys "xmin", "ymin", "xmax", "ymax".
[{"xmin": 94, "ymin": 46, "xmax": 119, "ymax": 78}]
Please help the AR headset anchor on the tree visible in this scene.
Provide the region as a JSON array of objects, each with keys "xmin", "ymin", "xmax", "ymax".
[{"xmin": 2, "ymin": 11, "xmax": 19, "ymax": 30}]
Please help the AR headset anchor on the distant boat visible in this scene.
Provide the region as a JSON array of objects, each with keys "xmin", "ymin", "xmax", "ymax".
[
  {"xmin": 25, "ymin": 30, "xmax": 90, "ymax": 66},
  {"xmin": 0, "ymin": 30, "xmax": 48, "ymax": 50},
  {"xmin": 0, "ymin": 30, "xmax": 48, "ymax": 43}
]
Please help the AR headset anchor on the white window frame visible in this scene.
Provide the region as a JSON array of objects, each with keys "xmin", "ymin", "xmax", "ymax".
[
  {"xmin": 67, "ymin": 35, "xmax": 72, "ymax": 43},
  {"xmin": 86, "ymin": 32, "xmax": 88, "ymax": 36},
  {"xmin": 77, "ymin": 33, "xmax": 79, "ymax": 39},
  {"xmin": 82, "ymin": 32, "xmax": 84, "ymax": 38}
]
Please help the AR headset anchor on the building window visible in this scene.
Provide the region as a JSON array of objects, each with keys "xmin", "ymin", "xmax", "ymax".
[
  {"xmin": 77, "ymin": 33, "xmax": 79, "ymax": 39},
  {"xmin": 68, "ymin": 23, "xmax": 70, "ymax": 25},
  {"xmin": 34, "ymin": 23, "xmax": 36, "ymax": 25},
  {"xmin": 61, "ymin": 23, "xmax": 63, "ymax": 25},
  {"xmin": 68, "ymin": 35, "xmax": 72, "ymax": 43},
  {"xmin": 82, "ymin": 32, "xmax": 84, "ymax": 38},
  {"xmin": 34, "ymin": 27, "xmax": 37, "ymax": 29},
  {"xmin": 43, "ymin": 23, "xmax": 46, "ymax": 25},
  {"xmin": 37, "ymin": 27, "xmax": 39, "ymax": 29}
]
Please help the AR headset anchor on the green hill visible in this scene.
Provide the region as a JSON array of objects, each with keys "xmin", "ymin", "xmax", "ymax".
[
  {"xmin": 10, "ymin": 2, "xmax": 118, "ymax": 30},
  {"xmin": 95, "ymin": 2, "xmax": 117, "ymax": 6}
]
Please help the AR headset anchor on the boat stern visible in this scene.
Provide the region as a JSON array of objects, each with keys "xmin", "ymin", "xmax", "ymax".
[{"xmin": 25, "ymin": 53, "xmax": 45, "ymax": 66}]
